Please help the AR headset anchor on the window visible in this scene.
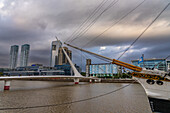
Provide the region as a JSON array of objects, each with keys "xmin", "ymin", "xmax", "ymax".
[{"xmin": 52, "ymin": 45, "xmax": 56, "ymax": 50}]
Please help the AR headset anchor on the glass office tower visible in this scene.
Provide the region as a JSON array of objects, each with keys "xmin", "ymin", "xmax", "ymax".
[
  {"xmin": 9, "ymin": 45, "xmax": 19, "ymax": 69},
  {"xmin": 20, "ymin": 44, "xmax": 30, "ymax": 67},
  {"xmin": 50, "ymin": 40, "xmax": 62, "ymax": 67},
  {"xmin": 50, "ymin": 39, "xmax": 72, "ymax": 67}
]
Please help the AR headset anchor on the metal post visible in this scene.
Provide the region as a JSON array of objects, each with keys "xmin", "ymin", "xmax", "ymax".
[{"xmin": 142, "ymin": 54, "xmax": 145, "ymax": 68}]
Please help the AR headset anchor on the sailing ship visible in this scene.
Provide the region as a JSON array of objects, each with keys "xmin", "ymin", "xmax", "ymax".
[{"xmin": 131, "ymin": 67, "xmax": 170, "ymax": 113}]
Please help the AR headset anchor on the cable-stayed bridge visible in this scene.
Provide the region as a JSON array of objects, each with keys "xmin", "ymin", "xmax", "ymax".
[{"xmin": 0, "ymin": 42, "xmax": 100, "ymax": 91}]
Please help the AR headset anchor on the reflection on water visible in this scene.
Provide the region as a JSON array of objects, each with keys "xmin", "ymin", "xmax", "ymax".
[{"xmin": 0, "ymin": 80, "xmax": 152, "ymax": 113}]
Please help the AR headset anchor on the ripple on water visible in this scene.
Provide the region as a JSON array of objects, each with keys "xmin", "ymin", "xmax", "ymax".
[{"xmin": 0, "ymin": 81, "xmax": 152, "ymax": 113}]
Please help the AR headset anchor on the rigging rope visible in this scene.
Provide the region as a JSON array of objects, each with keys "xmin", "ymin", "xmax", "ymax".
[
  {"xmin": 0, "ymin": 81, "xmax": 135, "ymax": 111},
  {"xmin": 152, "ymin": 55, "xmax": 170, "ymax": 69},
  {"xmin": 1, "ymin": 2, "xmax": 169, "ymax": 112},
  {"xmin": 117, "ymin": 3, "xmax": 170, "ymax": 60}
]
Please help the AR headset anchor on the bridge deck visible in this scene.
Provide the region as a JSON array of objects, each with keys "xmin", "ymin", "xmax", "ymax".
[{"xmin": 0, "ymin": 75, "xmax": 98, "ymax": 80}]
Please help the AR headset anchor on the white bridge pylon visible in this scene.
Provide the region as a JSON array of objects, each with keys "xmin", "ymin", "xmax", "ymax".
[
  {"xmin": 62, "ymin": 46, "xmax": 83, "ymax": 84},
  {"xmin": 0, "ymin": 43, "xmax": 98, "ymax": 91}
]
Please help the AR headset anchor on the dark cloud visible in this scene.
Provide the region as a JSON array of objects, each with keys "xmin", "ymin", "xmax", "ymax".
[
  {"xmin": 29, "ymin": 56, "xmax": 50, "ymax": 66},
  {"xmin": 0, "ymin": 53, "xmax": 9, "ymax": 67},
  {"xmin": 0, "ymin": 0, "xmax": 170, "ymax": 70}
]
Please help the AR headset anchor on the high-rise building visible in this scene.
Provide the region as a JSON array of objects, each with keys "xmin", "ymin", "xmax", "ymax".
[
  {"xmin": 9, "ymin": 45, "xmax": 19, "ymax": 69},
  {"xmin": 50, "ymin": 40, "xmax": 62, "ymax": 67},
  {"xmin": 62, "ymin": 47, "xmax": 72, "ymax": 65},
  {"xmin": 67, "ymin": 50, "xmax": 72, "ymax": 61},
  {"xmin": 20, "ymin": 44, "xmax": 30, "ymax": 67},
  {"xmin": 86, "ymin": 59, "xmax": 91, "ymax": 77},
  {"xmin": 50, "ymin": 39, "xmax": 72, "ymax": 67},
  {"xmin": 59, "ymin": 47, "xmax": 72, "ymax": 65},
  {"xmin": 57, "ymin": 47, "xmax": 63, "ymax": 65},
  {"xmin": 63, "ymin": 47, "xmax": 68, "ymax": 64}
]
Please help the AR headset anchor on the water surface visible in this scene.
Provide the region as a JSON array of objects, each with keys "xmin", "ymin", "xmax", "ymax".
[{"xmin": 0, "ymin": 81, "xmax": 152, "ymax": 113}]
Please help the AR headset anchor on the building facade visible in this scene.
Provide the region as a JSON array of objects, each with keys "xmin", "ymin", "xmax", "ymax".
[
  {"xmin": 55, "ymin": 64, "xmax": 81, "ymax": 75},
  {"xmin": 50, "ymin": 39, "xmax": 72, "ymax": 66},
  {"xmin": 131, "ymin": 59, "xmax": 167, "ymax": 71},
  {"xmin": 4, "ymin": 64, "xmax": 65, "ymax": 76},
  {"xmin": 89, "ymin": 63, "xmax": 118, "ymax": 77},
  {"xmin": 61, "ymin": 47, "xmax": 72, "ymax": 65},
  {"xmin": 20, "ymin": 44, "xmax": 30, "ymax": 67},
  {"xmin": 50, "ymin": 40, "xmax": 62, "ymax": 67},
  {"xmin": 9, "ymin": 45, "xmax": 19, "ymax": 69},
  {"xmin": 57, "ymin": 47, "xmax": 72, "ymax": 65},
  {"xmin": 86, "ymin": 59, "xmax": 91, "ymax": 77},
  {"xmin": 167, "ymin": 61, "xmax": 170, "ymax": 71}
]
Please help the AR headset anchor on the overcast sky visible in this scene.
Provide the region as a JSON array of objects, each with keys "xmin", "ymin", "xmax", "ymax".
[{"xmin": 0, "ymin": 0, "xmax": 170, "ymax": 69}]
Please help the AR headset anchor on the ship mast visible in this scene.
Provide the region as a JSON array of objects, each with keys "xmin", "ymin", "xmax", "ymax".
[{"xmin": 64, "ymin": 42, "xmax": 142, "ymax": 72}]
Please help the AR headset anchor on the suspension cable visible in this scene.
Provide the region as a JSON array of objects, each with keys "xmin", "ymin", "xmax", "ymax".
[
  {"xmin": 1, "ymin": 2, "xmax": 169, "ymax": 112},
  {"xmin": 66, "ymin": 0, "xmax": 109, "ymax": 42},
  {"xmin": 82, "ymin": 0, "xmax": 146, "ymax": 48},
  {"xmin": 117, "ymin": 3, "xmax": 170, "ymax": 60},
  {"xmin": 69, "ymin": 0, "xmax": 119, "ymax": 43},
  {"xmin": 72, "ymin": 48, "xmax": 109, "ymax": 73}
]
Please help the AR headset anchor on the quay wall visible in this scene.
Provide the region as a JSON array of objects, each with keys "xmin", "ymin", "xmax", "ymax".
[{"xmin": 30, "ymin": 78, "xmax": 138, "ymax": 83}]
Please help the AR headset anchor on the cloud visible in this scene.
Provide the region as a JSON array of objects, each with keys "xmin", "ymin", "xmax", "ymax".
[
  {"xmin": 0, "ymin": 2, "xmax": 4, "ymax": 9},
  {"xmin": 99, "ymin": 46, "xmax": 106, "ymax": 51},
  {"xmin": 0, "ymin": 53, "xmax": 9, "ymax": 67},
  {"xmin": 0, "ymin": 0, "xmax": 170, "ymax": 70}
]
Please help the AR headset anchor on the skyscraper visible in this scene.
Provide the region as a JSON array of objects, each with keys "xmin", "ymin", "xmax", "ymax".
[
  {"xmin": 57, "ymin": 47, "xmax": 72, "ymax": 65},
  {"xmin": 50, "ymin": 39, "xmax": 72, "ymax": 67},
  {"xmin": 50, "ymin": 39, "xmax": 62, "ymax": 67},
  {"xmin": 20, "ymin": 44, "xmax": 30, "ymax": 67},
  {"xmin": 57, "ymin": 47, "xmax": 63, "ymax": 65},
  {"xmin": 9, "ymin": 45, "xmax": 19, "ymax": 69},
  {"xmin": 67, "ymin": 50, "xmax": 72, "ymax": 61}
]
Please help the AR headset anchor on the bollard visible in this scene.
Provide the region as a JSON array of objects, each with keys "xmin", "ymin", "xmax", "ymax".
[
  {"xmin": 4, "ymin": 80, "xmax": 11, "ymax": 90},
  {"xmin": 89, "ymin": 79, "xmax": 92, "ymax": 83},
  {"xmin": 74, "ymin": 78, "xmax": 79, "ymax": 84}
]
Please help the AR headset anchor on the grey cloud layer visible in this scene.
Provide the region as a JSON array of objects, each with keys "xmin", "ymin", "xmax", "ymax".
[{"xmin": 0, "ymin": 0, "xmax": 170, "ymax": 68}]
